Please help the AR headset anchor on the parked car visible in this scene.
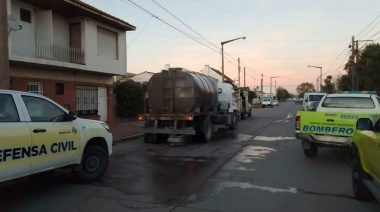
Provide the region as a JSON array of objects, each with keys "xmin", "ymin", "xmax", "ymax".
[
  {"xmin": 261, "ymin": 97, "xmax": 273, "ymax": 108},
  {"xmin": 307, "ymin": 101, "xmax": 320, "ymax": 111},
  {"xmin": 295, "ymin": 99, "xmax": 302, "ymax": 104},
  {"xmin": 272, "ymin": 100, "xmax": 279, "ymax": 106},
  {"xmin": 0, "ymin": 90, "xmax": 113, "ymax": 183}
]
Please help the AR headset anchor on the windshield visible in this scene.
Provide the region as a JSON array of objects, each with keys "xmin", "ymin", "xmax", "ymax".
[{"xmin": 309, "ymin": 95, "xmax": 325, "ymax": 102}]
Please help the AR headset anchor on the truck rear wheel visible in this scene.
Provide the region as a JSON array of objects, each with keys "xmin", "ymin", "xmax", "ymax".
[
  {"xmin": 197, "ymin": 117, "xmax": 212, "ymax": 143},
  {"xmin": 73, "ymin": 146, "xmax": 109, "ymax": 182},
  {"xmin": 229, "ymin": 112, "xmax": 238, "ymax": 130},
  {"xmin": 303, "ymin": 143, "xmax": 318, "ymax": 157},
  {"xmin": 144, "ymin": 133, "xmax": 159, "ymax": 144},
  {"xmin": 157, "ymin": 134, "xmax": 169, "ymax": 142},
  {"xmin": 241, "ymin": 112, "xmax": 246, "ymax": 120},
  {"xmin": 352, "ymin": 152, "xmax": 372, "ymax": 201}
]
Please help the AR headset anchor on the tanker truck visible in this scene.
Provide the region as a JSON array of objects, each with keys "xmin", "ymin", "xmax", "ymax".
[{"xmin": 138, "ymin": 67, "xmax": 239, "ymax": 143}]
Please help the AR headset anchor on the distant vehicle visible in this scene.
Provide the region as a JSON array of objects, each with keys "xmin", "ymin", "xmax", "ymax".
[
  {"xmin": 261, "ymin": 97, "xmax": 273, "ymax": 108},
  {"xmin": 295, "ymin": 99, "xmax": 302, "ymax": 104},
  {"xmin": 307, "ymin": 101, "xmax": 319, "ymax": 111},
  {"xmin": 272, "ymin": 100, "xmax": 279, "ymax": 106},
  {"xmin": 303, "ymin": 93, "xmax": 326, "ymax": 111}
]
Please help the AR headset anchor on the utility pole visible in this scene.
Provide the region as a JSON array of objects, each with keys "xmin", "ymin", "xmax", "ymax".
[
  {"xmin": 351, "ymin": 36, "xmax": 355, "ymax": 91},
  {"xmin": 0, "ymin": 0, "xmax": 10, "ymax": 89},
  {"xmin": 244, "ymin": 67, "xmax": 246, "ymax": 88},
  {"xmin": 355, "ymin": 40, "xmax": 359, "ymax": 90},
  {"xmin": 238, "ymin": 57, "xmax": 240, "ymax": 88},
  {"xmin": 261, "ymin": 73, "xmax": 263, "ymax": 92}
]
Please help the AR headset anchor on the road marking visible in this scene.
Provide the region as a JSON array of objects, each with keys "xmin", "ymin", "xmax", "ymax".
[
  {"xmin": 253, "ymin": 136, "xmax": 295, "ymax": 141},
  {"xmin": 273, "ymin": 113, "xmax": 294, "ymax": 123},
  {"xmin": 220, "ymin": 181, "xmax": 297, "ymax": 194}
]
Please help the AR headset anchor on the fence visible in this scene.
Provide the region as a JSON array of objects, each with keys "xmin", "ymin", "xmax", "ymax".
[{"xmin": 12, "ymin": 35, "xmax": 85, "ymax": 64}]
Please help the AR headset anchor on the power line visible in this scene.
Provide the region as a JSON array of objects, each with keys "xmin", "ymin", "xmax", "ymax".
[
  {"xmin": 124, "ymin": 0, "xmax": 220, "ymax": 53},
  {"xmin": 127, "ymin": 16, "xmax": 153, "ymax": 47},
  {"xmin": 150, "ymin": 0, "xmax": 219, "ymax": 50},
  {"xmin": 356, "ymin": 14, "xmax": 380, "ymax": 38}
]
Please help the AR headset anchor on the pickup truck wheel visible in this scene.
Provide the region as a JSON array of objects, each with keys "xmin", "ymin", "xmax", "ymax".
[
  {"xmin": 73, "ymin": 146, "xmax": 108, "ymax": 182},
  {"xmin": 303, "ymin": 144, "xmax": 318, "ymax": 157},
  {"xmin": 229, "ymin": 112, "xmax": 238, "ymax": 130},
  {"xmin": 352, "ymin": 153, "xmax": 372, "ymax": 201}
]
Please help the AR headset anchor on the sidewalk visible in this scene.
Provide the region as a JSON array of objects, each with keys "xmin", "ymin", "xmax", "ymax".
[{"xmin": 107, "ymin": 117, "xmax": 144, "ymax": 142}]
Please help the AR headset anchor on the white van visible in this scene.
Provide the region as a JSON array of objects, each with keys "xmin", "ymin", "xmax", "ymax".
[{"xmin": 303, "ymin": 93, "xmax": 326, "ymax": 111}]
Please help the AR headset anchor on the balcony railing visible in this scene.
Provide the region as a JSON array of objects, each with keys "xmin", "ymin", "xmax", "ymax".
[{"xmin": 11, "ymin": 35, "xmax": 85, "ymax": 65}]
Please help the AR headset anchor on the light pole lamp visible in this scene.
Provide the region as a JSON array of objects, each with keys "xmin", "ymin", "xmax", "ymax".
[
  {"xmin": 270, "ymin": 76, "xmax": 279, "ymax": 99},
  {"xmin": 307, "ymin": 65, "xmax": 322, "ymax": 92},
  {"xmin": 221, "ymin": 36, "xmax": 246, "ymax": 83}
]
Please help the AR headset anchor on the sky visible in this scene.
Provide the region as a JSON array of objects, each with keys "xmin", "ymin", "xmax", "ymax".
[{"xmin": 83, "ymin": 0, "xmax": 380, "ymax": 94}]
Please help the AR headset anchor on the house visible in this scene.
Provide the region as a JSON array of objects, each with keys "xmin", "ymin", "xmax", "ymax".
[
  {"xmin": 201, "ymin": 65, "xmax": 235, "ymax": 85},
  {"xmin": 128, "ymin": 71, "xmax": 155, "ymax": 83},
  {"xmin": 6, "ymin": 0, "xmax": 136, "ymax": 122}
]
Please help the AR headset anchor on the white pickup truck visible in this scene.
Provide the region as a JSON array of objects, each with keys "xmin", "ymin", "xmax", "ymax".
[
  {"xmin": 0, "ymin": 90, "xmax": 113, "ymax": 183},
  {"xmin": 295, "ymin": 91, "xmax": 380, "ymax": 157}
]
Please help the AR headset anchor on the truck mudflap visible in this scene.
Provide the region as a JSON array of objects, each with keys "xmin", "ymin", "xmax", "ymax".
[{"xmin": 296, "ymin": 133, "xmax": 352, "ymax": 146}]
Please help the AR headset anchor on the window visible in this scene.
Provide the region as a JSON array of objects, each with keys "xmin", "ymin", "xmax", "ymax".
[
  {"xmin": 97, "ymin": 27, "xmax": 118, "ymax": 59},
  {"xmin": 321, "ymin": 97, "xmax": 375, "ymax": 109},
  {"xmin": 76, "ymin": 86, "xmax": 98, "ymax": 116},
  {"xmin": 55, "ymin": 83, "xmax": 64, "ymax": 95},
  {"xmin": 20, "ymin": 8, "xmax": 31, "ymax": 23},
  {"xmin": 0, "ymin": 94, "xmax": 20, "ymax": 122},
  {"xmin": 22, "ymin": 96, "xmax": 65, "ymax": 122},
  {"xmin": 27, "ymin": 82, "xmax": 43, "ymax": 95}
]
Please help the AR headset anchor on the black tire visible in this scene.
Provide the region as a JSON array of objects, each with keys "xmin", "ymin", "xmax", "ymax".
[
  {"xmin": 352, "ymin": 153, "xmax": 372, "ymax": 201},
  {"xmin": 248, "ymin": 109, "xmax": 252, "ymax": 117},
  {"xmin": 229, "ymin": 112, "xmax": 238, "ymax": 130},
  {"xmin": 157, "ymin": 134, "xmax": 169, "ymax": 143},
  {"xmin": 73, "ymin": 146, "xmax": 109, "ymax": 182},
  {"xmin": 143, "ymin": 133, "xmax": 157, "ymax": 143},
  {"xmin": 303, "ymin": 143, "xmax": 318, "ymax": 157},
  {"xmin": 196, "ymin": 117, "xmax": 212, "ymax": 143},
  {"xmin": 241, "ymin": 112, "xmax": 245, "ymax": 120}
]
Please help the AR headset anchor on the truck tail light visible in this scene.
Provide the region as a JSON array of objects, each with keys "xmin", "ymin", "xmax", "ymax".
[
  {"xmin": 138, "ymin": 115, "xmax": 146, "ymax": 121},
  {"xmin": 295, "ymin": 115, "xmax": 300, "ymax": 130},
  {"xmin": 185, "ymin": 116, "xmax": 193, "ymax": 121}
]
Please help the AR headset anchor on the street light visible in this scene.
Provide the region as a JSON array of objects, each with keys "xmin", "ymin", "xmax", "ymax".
[
  {"xmin": 270, "ymin": 76, "xmax": 279, "ymax": 99},
  {"xmin": 221, "ymin": 36, "xmax": 246, "ymax": 83},
  {"xmin": 307, "ymin": 65, "xmax": 322, "ymax": 92}
]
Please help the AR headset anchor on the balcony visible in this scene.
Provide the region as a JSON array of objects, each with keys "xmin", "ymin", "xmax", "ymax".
[{"xmin": 11, "ymin": 36, "xmax": 85, "ymax": 65}]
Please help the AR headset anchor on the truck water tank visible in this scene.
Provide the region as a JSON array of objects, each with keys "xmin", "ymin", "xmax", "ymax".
[{"xmin": 148, "ymin": 68, "xmax": 218, "ymax": 114}]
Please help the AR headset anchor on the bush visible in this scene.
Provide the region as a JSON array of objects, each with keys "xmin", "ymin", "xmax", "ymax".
[{"xmin": 114, "ymin": 80, "xmax": 145, "ymax": 117}]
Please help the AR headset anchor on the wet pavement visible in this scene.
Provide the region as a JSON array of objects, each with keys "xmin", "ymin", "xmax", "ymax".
[
  {"xmin": 108, "ymin": 118, "xmax": 144, "ymax": 142},
  {"xmin": 1, "ymin": 103, "xmax": 379, "ymax": 211}
]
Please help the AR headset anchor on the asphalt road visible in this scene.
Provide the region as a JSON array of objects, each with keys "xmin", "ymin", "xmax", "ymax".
[{"xmin": 1, "ymin": 102, "xmax": 379, "ymax": 211}]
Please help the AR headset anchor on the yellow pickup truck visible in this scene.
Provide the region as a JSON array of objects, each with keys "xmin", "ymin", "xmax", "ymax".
[
  {"xmin": 295, "ymin": 92, "xmax": 380, "ymax": 157},
  {"xmin": 351, "ymin": 118, "xmax": 380, "ymax": 202}
]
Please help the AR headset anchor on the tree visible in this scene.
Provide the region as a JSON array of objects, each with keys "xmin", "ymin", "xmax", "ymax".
[
  {"xmin": 114, "ymin": 79, "xmax": 145, "ymax": 117},
  {"xmin": 356, "ymin": 43, "xmax": 380, "ymax": 93},
  {"xmin": 321, "ymin": 75, "xmax": 336, "ymax": 94},
  {"xmin": 276, "ymin": 87, "xmax": 291, "ymax": 101},
  {"xmin": 338, "ymin": 43, "xmax": 380, "ymax": 92},
  {"xmin": 296, "ymin": 82, "xmax": 315, "ymax": 98}
]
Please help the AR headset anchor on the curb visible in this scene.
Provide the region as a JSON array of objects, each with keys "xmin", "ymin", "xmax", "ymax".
[{"xmin": 113, "ymin": 133, "xmax": 144, "ymax": 144}]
